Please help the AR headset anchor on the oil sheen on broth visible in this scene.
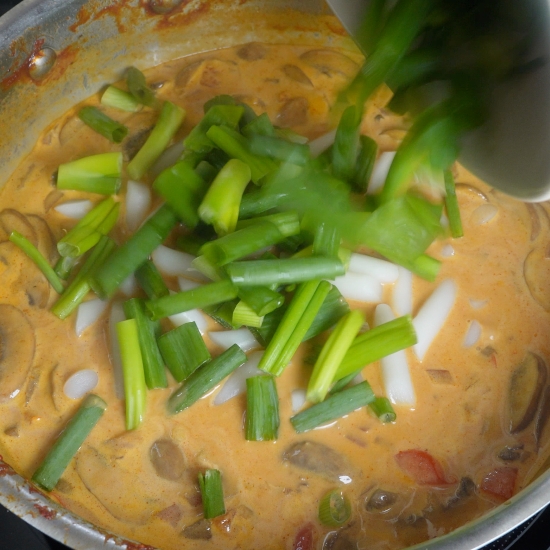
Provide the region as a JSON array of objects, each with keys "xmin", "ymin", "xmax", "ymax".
[{"xmin": 0, "ymin": 43, "xmax": 550, "ymax": 550}]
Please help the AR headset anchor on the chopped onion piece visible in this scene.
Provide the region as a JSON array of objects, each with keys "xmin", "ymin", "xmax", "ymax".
[
  {"xmin": 349, "ymin": 253, "xmax": 399, "ymax": 283},
  {"xmin": 178, "ymin": 277, "xmax": 203, "ymax": 291},
  {"xmin": 463, "ymin": 320, "xmax": 482, "ymax": 348},
  {"xmin": 375, "ymin": 304, "xmax": 416, "ymax": 406},
  {"xmin": 209, "ymin": 328, "xmax": 260, "ymax": 352},
  {"xmin": 331, "ymin": 271, "xmax": 382, "ymax": 303},
  {"xmin": 308, "ymin": 129, "xmax": 337, "ymax": 158},
  {"xmin": 75, "ymin": 299, "xmax": 108, "ymax": 337},
  {"xmin": 63, "ymin": 369, "xmax": 99, "ymax": 399},
  {"xmin": 351, "ymin": 372, "xmax": 364, "ymax": 386},
  {"xmin": 54, "ymin": 199, "xmax": 93, "ymax": 219},
  {"xmin": 152, "ymin": 245, "xmax": 196, "ymax": 277},
  {"xmin": 150, "ymin": 140, "xmax": 185, "ymax": 178},
  {"xmin": 472, "ymin": 204, "xmax": 498, "ymax": 226},
  {"xmin": 119, "ymin": 273, "xmax": 138, "ymax": 296},
  {"xmin": 108, "ymin": 302, "xmax": 126, "ymax": 399},
  {"xmin": 413, "ymin": 279, "xmax": 457, "ymax": 360},
  {"xmin": 392, "ymin": 266, "xmax": 413, "ymax": 317},
  {"xmin": 440, "ymin": 212, "xmax": 449, "ymax": 228},
  {"xmin": 469, "ymin": 298, "xmax": 488, "ymax": 310},
  {"xmin": 214, "ymin": 351, "xmax": 265, "ymax": 405},
  {"xmin": 126, "ymin": 180, "xmax": 152, "ymax": 232},
  {"xmin": 441, "ymin": 244, "xmax": 455, "ymax": 257},
  {"xmin": 368, "ymin": 152, "xmax": 396, "ymax": 195},
  {"xmin": 291, "ymin": 388, "xmax": 307, "ymax": 413}
]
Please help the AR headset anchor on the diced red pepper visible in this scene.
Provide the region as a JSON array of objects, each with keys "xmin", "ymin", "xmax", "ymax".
[
  {"xmin": 481, "ymin": 467, "xmax": 518, "ymax": 501},
  {"xmin": 293, "ymin": 522, "xmax": 314, "ymax": 550},
  {"xmin": 395, "ymin": 449, "xmax": 451, "ymax": 486}
]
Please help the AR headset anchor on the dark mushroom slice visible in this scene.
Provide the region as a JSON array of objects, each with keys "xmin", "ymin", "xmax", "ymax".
[
  {"xmin": 444, "ymin": 477, "xmax": 476, "ymax": 509},
  {"xmin": 276, "ymin": 97, "xmax": 309, "ymax": 128},
  {"xmin": 182, "ymin": 518, "xmax": 212, "ymax": 540},
  {"xmin": 150, "ymin": 438, "xmax": 187, "ymax": 481},
  {"xmin": 175, "ymin": 59, "xmax": 205, "ymax": 88},
  {"xmin": 237, "ymin": 42, "xmax": 268, "ymax": 61},
  {"xmin": 523, "ymin": 247, "xmax": 550, "ymax": 312},
  {"xmin": 0, "ymin": 209, "xmax": 37, "ymax": 246},
  {"xmin": 282, "ymin": 441, "xmax": 353, "ymax": 482},
  {"xmin": 282, "ymin": 65, "xmax": 313, "ymax": 87},
  {"xmin": 426, "ymin": 369, "xmax": 453, "ymax": 385},
  {"xmin": 123, "ymin": 126, "xmax": 155, "ymax": 162},
  {"xmin": 497, "ymin": 444, "xmax": 530, "ymax": 462},
  {"xmin": 299, "ymin": 50, "xmax": 358, "ymax": 78},
  {"xmin": 0, "ymin": 304, "xmax": 36, "ymax": 403},
  {"xmin": 535, "ymin": 385, "xmax": 550, "ymax": 449},
  {"xmin": 44, "ymin": 190, "xmax": 64, "ymax": 213},
  {"xmin": 156, "ymin": 503, "xmax": 183, "ymax": 527},
  {"xmin": 365, "ymin": 488, "xmax": 399, "ymax": 513},
  {"xmin": 27, "ymin": 214, "xmax": 59, "ymax": 265},
  {"xmin": 323, "ymin": 531, "xmax": 358, "ymax": 550},
  {"xmin": 508, "ymin": 352, "xmax": 547, "ymax": 433}
]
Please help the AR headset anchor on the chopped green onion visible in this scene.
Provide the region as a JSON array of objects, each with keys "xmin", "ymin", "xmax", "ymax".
[
  {"xmin": 198, "ymin": 469, "xmax": 226, "ymax": 519},
  {"xmin": 318, "ymin": 490, "xmax": 352, "ymax": 527},
  {"xmin": 291, "ymin": 381, "xmax": 375, "ymax": 433},
  {"xmin": 57, "ymin": 197, "xmax": 119, "ymax": 258},
  {"xmin": 191, "ymin": 255, "xmax": 224, "ymax": 282},
  {"xmin": 176, "ymin": 233, "xmax": 209, "ymax": 256},
  {"xmin": 236, "ymin": 285, "xmax": 284, "ymax": 317},
  {"xmin": 226, "ymin": 257, "xmax": 345, "ymax": 287},
  {"xmin": 123, "ymin": 298, "xmax": 167, "ymax": 389},
  {"xmin": 153, "ymin": 160, "xmax": 206, "ymax": 229},
  {"xmin": 293, "ymin": 244, "xmax": 351, "ymax": 269},
  {"xmin": 207, "ymin": 147, "xmax": 231, "ymax": 171},
  {"xmin": 135, "ymin": 259, "xmax": 169, "ymax": 300},
  {"xmin": 274, "ymin": 127, "xmax": 309, "ymax": 144},
  {"xmin": 312, "ymin": 222, "xmax": 341, "ymax": 259},
  {"xmin": 332, "ymin": 105, "xmax": 360, "ymax": 183},
  {"xmin": 51, "ymin": 236, "xmax": 116, "ymax": 319},
  {"xmin": 206, "ymin": 125, "xmax": 279, "ymax": 184},
  {"xmin": 444, "ymin": 169, "xmax": 463, "ymax": 238},
  {"xmin": 203, "ymin": 300, "xmax": 241, "ymax": 329},
  {"xmin": 236, "ymin": 211, "xmax": 300, "ymax": 237},
  {"xmin": 259, "ymin": 280, "xmax": 332, "ymax": 376},
  {"xmin": 247, "ymin": 134, "xmax": 310, "ymax": 165},
  {"xmin": 145, "ymin": 280, "xmax": 238, "ymax": 320},
  {"xmin": 116, "ymin": 319, "xmax": 147, "ymax": 430},
  {"xmin": 238, "ymin": 188, "xmax": 287, "ymax": 219},
  {"xmin": 54, "ymin": 255, "xmax": 78, "ymax": 280},
  {"xmin": 245, "ymin": 375, "xmax": 280, "ymax": 441},
  {"xmin": 233, "ymin": 300, "xmax": 263, "ymax": 327},
  {"xmin": 127, "ymin": 101, "xmax": 186, "ymax": 180},
  {"xmin": 328, "ymin": 370, "xmax": 358, "ymax": 395},
  {"xmin": 9, "ymin": 231, "xmax": 64, "ymax": 294},
  {"xmin": 184, "ymin": 105, "xmax": 244, "ymax": 153},
  {"xmin": 101, "ymin": 85, "xmax": 141, "ymax": 112},
  {"xmin": 369, "ymin": 397, "xmax": 396, "ymax": 423},
  {"xmin": 407, "ymin": 253, "xmax": 441, "ymax": 282},
  {"xmin": 195, "ymin": 160, "xmax": 218, "ymax": 183},
  {"xmin": 203, "ymin": 94, "xmax": 236, "ymax": 113},
  {"xmin": 201, "ymin": 222, "xmax": 285, "ymax": 266},
  {"xmin": 354, "ymin": 135, "xmax": 378, "ymax": 192},
  {"xmin": 78, "ymin": 106, "xmax": 129, "ymax": 143},
  {"xmin": 241, "ymin": 112, "xmax": 275, "ymax": 138},
  {"xmin": 167, "ymin": 344, "xmax": 247, "ymax": 414},
  {"xmin": 31, "ymin": 394, "xmax": 106, "ymax": 492},
  {"xmin": 157, "ymin": 322, "xmax": 211, "ymax": 382},
  {"xmin": 57, "ymin": 152, "xmax": 122, "ymax": 195},
  {"xmin": 198, "ymin": 158, "xmax": 251, "ymax": 236},
  {"xmin": 126, "ymin": 66, "xmax": 160, "ymax": 108},
  {"xmin": 307, "ymin": 309, "xmax": 365, "ymax": 404},
  {"xmin": 92, "ymin": 204, "xmax": 178, "ymax": 299},
  {"xmin": 334, "ymin": 315, "xmax": 417, "ymax": 380}
]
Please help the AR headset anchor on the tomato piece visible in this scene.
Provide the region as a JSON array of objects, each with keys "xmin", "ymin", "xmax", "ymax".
[
  {"xmin": 481, "ymin": 467, "xmax": 518, "ymax": 501},
  {"xmin": 294, "ymin": 523, "xmax": 314, "ymax": 550},
  {"xmin": 395, "ymin": 449, "xmax": 451, "ymax": 486}
]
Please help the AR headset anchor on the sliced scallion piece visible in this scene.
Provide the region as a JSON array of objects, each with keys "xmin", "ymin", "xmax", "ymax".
[
  {"xmin": 198, "ymin": 469, "xmax": 226, "ymax": 519},
  {"xmin": 92, "ymin": 204, "xmax": 178, "ymax": 299},
  {"xmin": 247, "ymin": 133, "xmax": 310, "ymax": 165},
  {"xmin": 318, "ymin": 490, "xmax": 352, "ymax": 527},
  {"xmin": 126, "ymin": 66, "xmax": 160, "ymax": 108},
  {"xmin": 236, "ymin": 210, "xmax": 300, "ymax": 237},
  {"xmin": 236, "ymin": 285, "xmax": 284, "ymax": 317},
  {"xmin": 332, "ymin": 105, "xmax": 360, "ymax": 183},
  {"xmin": 245, "ymin": 375, "xmax": 280, "ymax": 441},
  {"xmin": 157, "ymin": 322, "xmax": 211, "ymax": 382},
  {"xmin": 116, "ymin": 318, "xmax": 147, "ymax": 430},
  {"xmin": 127, "ymin": 101, "xmax": 186, "ymax": 180},
  {"xmin": 31, "ymin": 394, "xmax": 107, "ymax": 492},
  {"xmin": 312, "ymin": 222, "xmax": 341, "ymax": 259},
  {"xmin": 54, "ymin": 255, "xmax": 78, "ymax": 280},
  {"xmin": 167, "ymin": 344, "xmax": 247, "ymax": 414},
  {"xmin": 123, "ymin": 298, "xmax": 167, "ymax": 389},
  {"xmin": 203, "ymin": 94, "xmax": 236, "ymax": 112},
  {"xmin": 369, "ymin": 396, "xmax": 397, "ymax": 423},
  {"xmin": 354, "ymin": 135, "xmax": 378, "ymax": 192},
  {"xmin": 444, "ymin": 169, "xmax": 463, "ymax": 238},
  {"xmin": 307, "ymin": 309, "xmax": 365, "ymax": 404},
  {"xmin": 78, "ymin": 106, "xmax": 129, "ymax": 143},
  {"xmin": 241, "ymin": 112, "xmax": 275, "ymax": 138},
  {"xmin": 145, "ymin": 280, "xmax": 238, "ymax": 321},
  {"xmin": 9, "ymin": 231, "xmax": 64, "ymax": 294},
  {"xmin": 233, "ymin": 300, "xmax": 264, "ymax": 328},
  {"xmin": 198, "ymin": 158, "xmax": 251, "ymax": 235},
  {"xmin": 202, "ymin": 300, "xmax": 241, "ymax": 330},
  {"xmin": 57, "ymin": 152, "xmax": 122, "ymax": 195},
  {"xmin": 176, "ymin": 233, "xmax": 209, "ymax": 256},
  {"xmin": 101, "ymin": 85, "xmax": 140, "ymax": 112},
  {"xmin": 135, "ymin": 259, "xmax": 170, "ymax": 300},
  {"xmin": 291, "ymin": 381, "xmax": 375, "ymax": 433},
  {"xmin": 191, "ymin": 255, "xmax": 224, "ymax": 282}
]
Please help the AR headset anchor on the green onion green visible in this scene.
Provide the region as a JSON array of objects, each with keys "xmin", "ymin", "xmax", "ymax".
[
  {"xmin": 354, "ymin": 135, "xmax": 378, "ymax": 192},
  {"xmin": 245, "ymin": 375, "xmax": 280, "ymax": 441},
  {"xmin": 318, "ymin": 490, "xmax": 352, "ymax": 527},
  {"xmin": 332, "ymin": 105, "xmax": 360, "ymax": 183},
  {"xmin": 78, "ymin": 106, "xmax": 129, "ymax": 143},
  {"xmin": 198, "ymin": 469, "xmax": 226, "ymax": 519},
  {"xmin": 101, "ymin": 86, "xmax": 141, "ymax": 112},
  {"xmin": 444, "ymin": 169, "xmax": 463, "ymax": 238},
  {"xmin": 369, "ymin": 396, "xmax": 397, "ymax": 423},
  {"xmin": 126, "ymin": 66, "xmax": 160, "ymax": 108},
  {"xmin": 135, "ymin": 259, "xmax": 170, "ymax": 300},
  {"xmin": 233, "ymin": 300, "xmax": 264, "ymax": 328}
]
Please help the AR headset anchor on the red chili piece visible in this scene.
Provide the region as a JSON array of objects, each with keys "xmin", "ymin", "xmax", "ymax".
[
  {"xmin": 481, "ymin": 467, "xmax": 518, "ymax": 501},
  {"xmin": 294, "ymin": 522, "xmax": 315, "ymax": 550},
  {"xmin": 395, "ymin": 449, "xmax": 451, "ymax": 486}
]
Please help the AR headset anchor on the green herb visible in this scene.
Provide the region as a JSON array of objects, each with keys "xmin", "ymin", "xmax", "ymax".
[
  {"xmin": 78, "ymin": 106, "xmax": 129, "ymax": 143},
  {"xmin": 444, "ymin": 169, "xmax": 463, "ymax": 238},
  {"xmin": 198, "ymin": 469, "xmax": 226, "ymax": 519},
  {"xmin": 101, "ymin": 86, "xmax": 141, "ymax": 112},
  {"xmin": 245, "ymin": 375, "xmax": 280, "ymax": 441},
  {"xmin": 57, "ymin": 153, "xmax": 122, "ymax": 195},
  {"xmin": 369, "ymin": 397, "xmax": 397, "ymax": 423}
]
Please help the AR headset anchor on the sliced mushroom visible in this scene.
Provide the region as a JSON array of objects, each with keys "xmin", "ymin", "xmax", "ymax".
[
  {"xmin": 498, "ymin": 444, "xmax": 530, "ymax": 462},
  {"xmin": 237, "ymin": 42, "xmax": 268, "ymax": 61},
  {"xmin": 4, "ymin": 425, "xmax": 19, "ymax": 437},
  {"xmin": 444, "ymin": 477, "xmax": 476, "ymax": 509},
  {"xmin": 156, "ymin": 503, "xmax": 183, "ymax": 527},
  {"xmin": 282, "ymin": 65, "xmax": 313, "ymax": 87},
  {"xmin": 0, "ymin": 305, "xmax": 36, "ymax": 402},
  {"xmin": 175, "ymin": 60, "xmax": 204, "ymax": 88},
  {"xmin": 123, "ymin": 126, "xmax": 154, "ymax": 161},
  {"xmin": 44, "ymin": 190, "xmax": 64, "ymax": 213},
  {"xmin": 0, "ymin": 209, "xmax": 37, "ymax": 246},
  {"xmin": 27, "ymin": 214, "xmax": 58, "ymax": 264},
  {"xmin": 150, "ymin": 438, "xmax": 187, "ymax": 480},
  {"xmin": 300, "ymin": 50, "xmax": 358, "ymax": 78},
  {"xmin": 277, "ymin": 97, "xmax": 309, "ymax": 128},
  {"xmin": 535, "ymin": 385, "xmax": 550, "ymax": 448},
  {"xmin": 508, "ymin": 352, "xmax": 547, "ymax": 433},
  {"xmin": 524, "ymin": 247, "xmax": 550, "ymax": 311},
  {"xmin": 282, "ymin": 441, "xmax": 353, "ymax": 482},
  {"xmin": 365, "ymin": 489, "xmax": 399, "ymax": 513},
  {"xmin": 426, "ymin": 369, "xmax": 453, "ymax": 385},
  {"xmin": 323, "ymin": 532, "xmax": 358, "ymax": 550},
  {"xmin": 25, "ymin": 365, "xmax": 41, "ymax": 405},
  {"xmin": 526, "ymin": 204, "xmax": 541, "ymax": 242},
  {"xmin": 182, "ymin": 518, "xmax": 212, "ymax": 540}
]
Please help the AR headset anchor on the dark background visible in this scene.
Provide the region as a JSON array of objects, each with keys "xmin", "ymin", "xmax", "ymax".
[{"xmin": 0, "ymin": 0, "xmax": 549, "ymax": 548}]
